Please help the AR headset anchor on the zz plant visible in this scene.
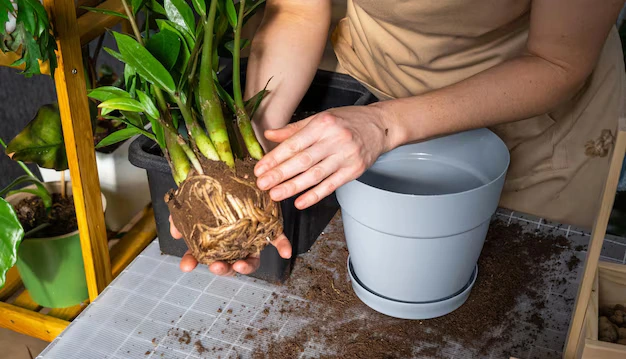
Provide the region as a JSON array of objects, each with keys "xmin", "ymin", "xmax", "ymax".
[{"xmin": 95, "ymin": 0, "xmax": 282, "ymax": 265}]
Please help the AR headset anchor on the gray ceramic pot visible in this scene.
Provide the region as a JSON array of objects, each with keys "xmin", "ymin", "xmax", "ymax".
[{"xmin": 336, "ymin": 128, "xmax": 510, "ymax": 319}]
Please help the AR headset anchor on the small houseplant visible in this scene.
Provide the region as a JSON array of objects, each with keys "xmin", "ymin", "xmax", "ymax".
[
  {"xmin": 0, "ymin": 137, "xmax": 107, "ymax": 308},
  {"xmin": 94, "ymin": 0, "xmax": 283, "ymax": 265},
  {"xmin": 0, "ymin": 0, "xmax": 111, "ymax": 308}
]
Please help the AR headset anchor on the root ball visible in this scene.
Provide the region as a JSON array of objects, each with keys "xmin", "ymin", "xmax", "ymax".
[{"xmin": 166, "ymin": 159, "xmax": 283, "ymax": 265}]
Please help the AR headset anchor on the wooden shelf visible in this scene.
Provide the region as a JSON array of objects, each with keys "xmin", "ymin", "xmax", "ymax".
[{"xmin": 564, "ymin": 115, "xmax": 626, "ymax": 357}]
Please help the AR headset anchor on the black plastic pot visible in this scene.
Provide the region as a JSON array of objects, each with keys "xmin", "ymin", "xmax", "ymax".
[{"xmin": 128, "ymin": 61, "xmax": 376, "ymax": 283}]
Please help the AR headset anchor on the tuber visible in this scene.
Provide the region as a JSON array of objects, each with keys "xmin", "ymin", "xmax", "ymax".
[{"xmin": 600, "ymin": 316, "xmax": 619, "ymax": 342}]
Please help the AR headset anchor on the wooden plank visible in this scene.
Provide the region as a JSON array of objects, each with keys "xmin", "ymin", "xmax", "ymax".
[
  {"xmin": 563, "ymin": 124, "xmax": 626, "ymax": 358},
  {"xmin": 77, "ymin": 0, "xmax": 125, "ymax": 45},
  {"xmin": 43, "ymin": 0, "xmax": 112, "ymax": 301},
  {"xmin": 11, "ymin": 291, "xmax": 42, "ymax": 312},
  {"xmin": 110, "ymin": 205, "xmax": 157, "ymax": 278},
  {"xmin": 47, "ymin": 301, "xmax": 89, "ymax": 321},
  {"xmin": 0, "ymin": 302, "xmax": 68, "ymax": 342},
  {"xmin": 0, "ymin": 267, "xmax": 22, "ymax": 301},
  {"xmin": 580, "ymin": 339, "xmax": 626, "ymax": 359}
]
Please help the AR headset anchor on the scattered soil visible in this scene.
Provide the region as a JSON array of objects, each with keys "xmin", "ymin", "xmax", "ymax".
[
  {"xmin": 178, "ymin": 330, "xmax": 191, "ymax": 345},
  {"xmin": 566, "ymin": 254, "xmax": 582, "ymax": 271},
  {"xmin": 194, "ymin": 340, "xmax": 207, "ymax": 355},
  {"xmin": 166, "ymin": 156, "xmax": 281, "ymax": 265},
  {"xmin": 251, "ymin": 218, "xmax": 574, "ymax": 358},
  {"xmin": 14, "ymin": 193, "xmax": 78, "ymax": 237}
]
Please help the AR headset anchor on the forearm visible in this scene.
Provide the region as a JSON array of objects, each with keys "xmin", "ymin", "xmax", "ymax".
[
  {"xmin": 245, "ymin": 0, "xmax": 331, "ymax": 150},
  {"xmin": 377, "ymin": 54, "xmax": 590, "ymax": 150}
]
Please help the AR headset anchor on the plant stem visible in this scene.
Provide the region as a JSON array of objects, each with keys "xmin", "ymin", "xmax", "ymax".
[
  {"xmin": 177, "ymin": 136, "xmax": 204, "ymax": 175},
  {"xmin": 121, "ymin": 0, "xmax": 143, "ymax": 45},
  {"xmin": 198, "ymin": 0, "xmax": 235, "ymax": 168},
  {"xmin": 165, "ymin": 132, "xmax": 191, "ymax": 184},
  {"xmin": 0, "ymin": 138, "xmax": 37, "ymax": 179},
  {"xmin": 120, "ymin": 0, "xmax": 203, "ymax": 180},
  {"xmin": 60, "ymin": 171, "xmax": 66, "ymax": 198},
  {"xmin": 174, "ymin": 96, "xmax": 220, "ymax": 161},
  {"xmin": 233, "ymin": 0, "xmax": 264, "ymax": 160}
]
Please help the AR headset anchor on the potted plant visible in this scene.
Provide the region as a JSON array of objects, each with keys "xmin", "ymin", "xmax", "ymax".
[
  {"xmin": 120, "ymin": 1, "xmax": 376, "ymax": 281},
  {"xmin": 34, "ymin": 44, "xmax": 153, "ymax": 232},
  {"xmin": 85, "ymin": 0, "xmax": 285, "ymax": 267},
  {"xmin": 0, "ymin": 137, "xmax": 107, "ymax": 308}
]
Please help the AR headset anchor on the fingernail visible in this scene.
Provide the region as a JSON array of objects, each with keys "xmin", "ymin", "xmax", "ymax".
[
  {"xmin": 255, "ymin": 164, "xmax": 268, "ymax": 176},
  {"xmin": 258, "ymin": 176, "xmax": 270, "ymax": 189},
  {"xmin": 270, "ymin": 187, "xmax": 284, "ymax": 200}
]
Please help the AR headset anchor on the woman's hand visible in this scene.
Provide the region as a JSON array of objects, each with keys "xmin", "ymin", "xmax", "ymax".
[
  {"xmin": 169, "ymin": 216, "xmax": 292, "ymax": 276},
  {"xmin": 254, "ymin": 104, "xmax": 398, "ymax": 209}
]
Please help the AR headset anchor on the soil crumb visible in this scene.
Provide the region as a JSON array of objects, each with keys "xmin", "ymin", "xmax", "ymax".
[
  {"xmin": 194, "ymin": 340, "xmax": 207, "ymax": 355},
  {"xmin": 251, "ymin": 217, "xmax": 574, "ymax": 359},
  {"xmin": 179, "ymin": 330, "xmax": 191, "ymax": 345},
  {"xmin": 566, "ymin": 254, "xmax": 582, "ymax": 271},
  {"xmin": 15, "ymin": 193, "xmax": 78, "ymax": 237}
]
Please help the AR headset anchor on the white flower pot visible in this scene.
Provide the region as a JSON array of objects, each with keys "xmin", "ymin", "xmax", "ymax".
[{"xmin": 38, "ymin": 137, "xmax": 151, "ymax": 232}]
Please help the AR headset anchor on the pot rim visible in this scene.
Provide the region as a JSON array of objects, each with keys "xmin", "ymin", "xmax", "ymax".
[
  {"xmin": 349, "ymin": 128, "xmax": 510, "ymax": 199},
  {"xmin": 5, "ymin": 180, "xmax": 107, "ymax": 241}
]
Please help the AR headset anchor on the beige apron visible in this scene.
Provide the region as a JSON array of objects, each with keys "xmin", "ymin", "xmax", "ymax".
[{"xmin": 331, "ymin": 0, "xmax": 625, "ymax": 229}]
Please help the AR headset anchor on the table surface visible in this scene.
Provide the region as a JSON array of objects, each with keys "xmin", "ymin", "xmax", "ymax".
[{"xmin": 36, "ymin": 209, "xmax": 626, "ymax": 359}]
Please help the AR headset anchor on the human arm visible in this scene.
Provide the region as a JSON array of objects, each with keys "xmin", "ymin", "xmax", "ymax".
[
  {"xmin": 245, "ymin": 0, "xmax": 332, "ymax": 151},
  {"xmin": 253, "ymin": 0, "xmax": 626, "ymax": 209}
]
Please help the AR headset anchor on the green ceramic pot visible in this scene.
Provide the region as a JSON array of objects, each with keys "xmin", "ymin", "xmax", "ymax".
[{"xmin": 7, "ymin": 182, "xmax": 106, "ymax": 308}]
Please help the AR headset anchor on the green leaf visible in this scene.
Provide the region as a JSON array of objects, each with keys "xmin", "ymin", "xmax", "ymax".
[
  {"xmin": 213, "ymin": 73, "xmax": 235, "ymax": 114},
  {"xmin": 191, "ymin": 0, "xmax": 206, "ymax": 18},
  {"xmin": 245, "ymin": 84, "xmax": 270, "ymax": 119},
  {"xmin": 156, "ymin": 19, "xmax": 193, "ymax": 54},
  {"xmin": 151, "ymin": 121, "xmax": 166, "ymax": 149},
  {"xmin": 164, "ymin": 0, "xmax": 195, "ymax": 35},
  {"xmin": 96, "ymin": 127, "xmax": 142, "ymax": 148},
  {"xmin": 146, "ymin": 29, "xmax": 181, "ymax": 70},
  {"xmin": 5, "ymin": 104, "xmax": 68, "ymax": 171},
  {"xmin": 244, "ymin": 0, "xmax": 265, "ymax": 19},
  {"xmin": 121, "ymin": 111, "xmax": 144, "ymax": 127},
  {"xmin": 79, "ymin": 6, "xmax": 128, "ymax": 19},
  {"xmin": 136, "ymin": 90, "xmax": 160, "ymax": 119},
  {"xmin": 87, "ymin": 86, "xmax": 131, "ymax": 103},
  {"xmin": 0, "ymin": 197, "xmax": 24, "ymax": 289},
  {"xmin": 113, "ymin": 32, "xmax": 176, "ymax": 94},
  {"xmin": 148, "ymin": 0, "xmax": 167, "ymax": 16},
  {"xmin": 131, "ymin": 0, "xmax": 145, "ymax": 14},
  {"xmin": 98, "ymin": 97, "xmax": 145, "ymax": 113},
  {"xmin": 225, "ymin": 0, "xmax": 237, "ymax": 27},
  {"xmin": 104, "ymin": 47, "xmax": 125, "ymax": 62},
  {"xmin": 224, "ymin": 38, "xmax": 250, "ymax": 55}
]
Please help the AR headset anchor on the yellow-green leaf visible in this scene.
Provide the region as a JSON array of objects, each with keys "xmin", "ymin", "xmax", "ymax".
[{"xmin": 5, "ymin": 104, "xmax": 68, "ymax": 171}]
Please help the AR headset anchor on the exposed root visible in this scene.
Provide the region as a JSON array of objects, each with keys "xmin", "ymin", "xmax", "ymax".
[{"xmin": 167, "ymin": 172, "xmax": 283, "ymax": 265}]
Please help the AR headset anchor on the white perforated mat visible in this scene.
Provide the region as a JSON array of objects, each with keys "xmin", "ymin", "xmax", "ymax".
[{"xmin": 36, "ymin": 209, "xmax": 626, "ymax": 359}]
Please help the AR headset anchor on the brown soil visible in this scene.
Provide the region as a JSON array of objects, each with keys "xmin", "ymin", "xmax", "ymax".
[
  {"xmin": 14, "ymin": 193, "xmax": 78, "ymax": 237},
  {"xmin": 166, "ymin": 156, "xmax": 282, "ymax": 265},
  {"xmin": 251, "ymin": 218, "xmax": 573, "ymax": 358}
]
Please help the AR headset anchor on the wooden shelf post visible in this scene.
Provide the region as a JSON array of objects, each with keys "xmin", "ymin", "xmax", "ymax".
[{"xmin": 43, "ymin": 0, "xmax": 112, "ymax": 301}]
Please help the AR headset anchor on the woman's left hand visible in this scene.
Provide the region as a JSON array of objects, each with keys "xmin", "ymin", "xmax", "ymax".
[{"xmin": 254, "ymin": 104, "xmax": 396, "ymax": 209}]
